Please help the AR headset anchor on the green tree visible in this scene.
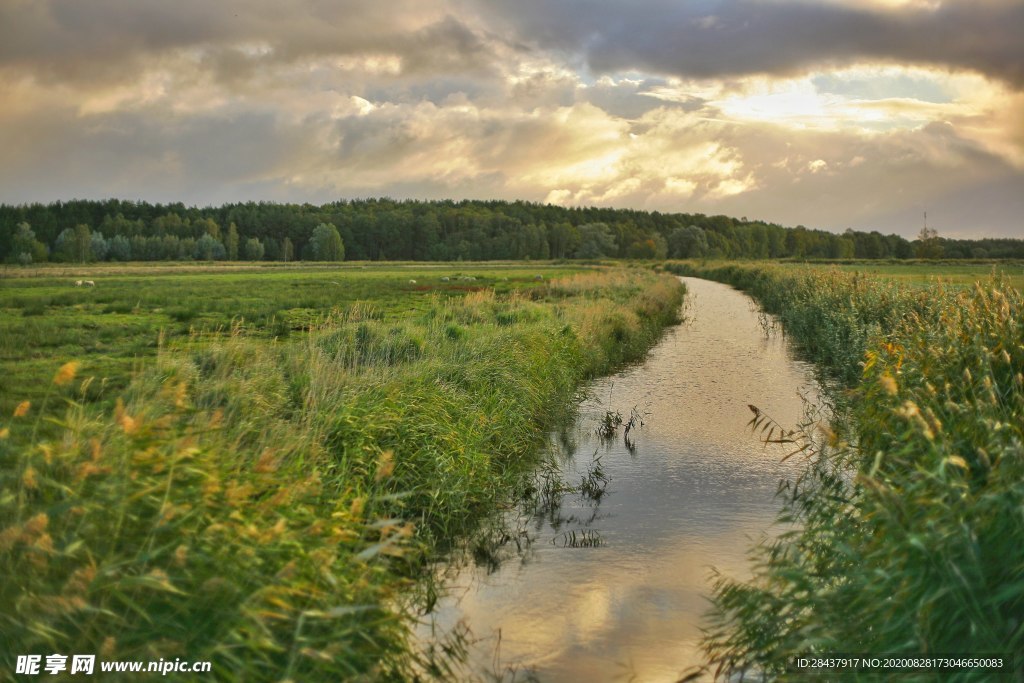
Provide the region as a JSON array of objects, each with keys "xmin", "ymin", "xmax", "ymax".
[
  {"xmin": 54, "ymin": 228, "xmax": 76, "ymax": 262},
  {"xmin": 8, "ymin": 222, "xmax": 48, "ymax": 264},
  {"xmin": 178, "ymin": 237, "xmax": 197, "ymax": 260},
  {"xmin": 108, "ymin": 235, "xmax": 131, "ymax": 261},
  {"xmin": 547, "ymin": 221, "xmax": 578, "ymax": 259},
  {"xmin": 196, "ymin": 217, "xmax": 220, "ymax": 240},
  {"xmin": 668, "ymin": 225, "xmax": 708, "ymax": 258},
  {"xmin": 227, "ymin": 222, "xmax": 239, "ymax": 261},
  {"xmin": 91, "ymin": 232, "xmax": 109, "ymax": 261},
  {"xmin": 74, "ymin": 224, "xmax": 94, "ymax": 262},
  {"xmin": 152, "ymin": 213, "xmax": 188, "ymax": 237},
  {"xmin": 243, "ymin": 237, "xmax": 265, "ymax": 261},
  {"xmin": 914, "ymin": 226, "xmax": 943, "ymax": 259},
  {"xmin": 309, "ymin": 223, "xmax": 345, "ymax": 261},
  {"xmin": 195, "ymin": 234, "xmax": 225, "ymax": 260},
  {"xmin": 626, "ymin": 235, "xmax": 667, "ymax": 259},
  {"xmin": 574, "ymin": 223, "xmax": 616, "ymax": 259}
]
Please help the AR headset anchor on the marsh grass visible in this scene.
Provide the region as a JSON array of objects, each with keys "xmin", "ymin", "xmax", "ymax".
[
  {"xmin": 668, "ymin": 262, "xmax": 1024, "ymax": 681},
  {"xmin": 597, "ymin": 410, "xmax": 624, "ymax": 439},
  {"xmin": 0, "ymin": 267, "xmax": 683, "ymax": 680},
  {"xmin": 578, "ymin": 454, "xmax": 609, "ymax": 503}
]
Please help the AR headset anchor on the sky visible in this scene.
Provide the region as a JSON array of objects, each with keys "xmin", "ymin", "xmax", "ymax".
[{"xmin": 1, "ymin": 0, "xmax": 1022, "ymax": 238}]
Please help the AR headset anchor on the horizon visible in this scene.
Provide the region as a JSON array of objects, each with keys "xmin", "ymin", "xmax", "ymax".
[
  {"xmin": 1, "ymin": 1, "xmax": 1022, "ymax": 239},
  {"xmin": 5, "ymin": 195, "xmax": 1022, "ymax": 245}
]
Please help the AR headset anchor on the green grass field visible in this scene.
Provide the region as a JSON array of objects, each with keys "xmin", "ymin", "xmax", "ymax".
[
  {"xmin": 0, "ymin": 262, "xmax": 585, "ymax": 430},
  {"xmin": 815, "ymin": 261, "xmax": 1024, "ymax": 289}
]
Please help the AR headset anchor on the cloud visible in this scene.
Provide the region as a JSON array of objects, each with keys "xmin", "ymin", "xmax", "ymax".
[
  {"xmin": 0, "ymin": 0, "xmax": 1020, "ymax": 238},
  {"xmin": 0, "ymin": 0, "xmax": 495, "ymax": 86},
  {"xmin": 475, "ymin": 0, "xmax": 1024, "ymax": 87}
]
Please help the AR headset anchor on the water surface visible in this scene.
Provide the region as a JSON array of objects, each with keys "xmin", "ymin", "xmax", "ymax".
[{"xmin": 421, "ymin": 277, "xmax": 820, "ymax": 681}]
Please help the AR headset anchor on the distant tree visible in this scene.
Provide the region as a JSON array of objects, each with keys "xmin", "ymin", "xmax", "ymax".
[
  {"xmin": 8, "ymin": 222, "xmax": 48, "ymax": 264},
  {"xmin": 55, "ymin": 224, "xmax": 94, "ymax": 262},
  {"xmin": 130, "ymin": 235, "xmax": 148, "ymax": 260},
  {"xmin": 91, "ymin": 232, "xmax": 109, "ymax": 261},
  {"xmin": 892, "ymin": 235, "xmax": 915, "ymax": 259},
  {"xmin": 668, "ymin": 225, "xmax": 708, "ymax": 258},
  {"xmin": 282, "ymin": 237, "xmax": 294, "ymax": 262},
  {"xmin": 836, "ymin": 236, "xmax": 856, "ymax": 259},
  {"xmin": 158, "ymin": 235, "xmax": 179, "ymax": 260},
  {"xmin": 108, "ymin": 234, "xmax": 131, "ymax": 261},
  {"xmin": 914, "ymin": 226, "xmax": 943, "ymax": 259},
  {"xmin": 574, "ymin": 223, "xmax": 616, "ymax": 258},
  {"xmin": 54, "ymin": 228, "xmax": 76, "ymax": 262},
  {"xmin": 243, "ymin": 237, "xmax": 265, "ymax": 261},
  {"xmin": 195, "ymin": 217, "xmax": 220, "ymax": 240},
  {"xmin": 226, "ymin": 222, "xmax": 239, "ymax": 260},
  {"xmin": 152, "ymin": 212, "xmax": 188, "ymax": 237},
  {"xmin": 785, "ymin": 227, "xmax": 809, "ymax": 259},
  {"xmin": 626, "ymin": 234, "xmax": 668, "ymax": 259},
  {"xmin": 651, "ymin": 233, "xmax": 669, "ymax": 259},
  {"xmin": 309, "ymin": 223, "xmax": 345, "ymax": 261},
  {"xmin": 2, "ymin": 197, "xmax": 1020, "ymax": 264},
  {"xmin": 194, "ymin": 233, "xmax": 225, "ymax": 260},
  {"xmin": 73, "ymin": 224, "xmax": 93, "ymax": 262},
  {"xmin": 547, "ymin": 221, "xmax": 578, "ymax": 259},
  {"xmin": 178, "ymin": 237, "xmax": 197, "ymax": 260},
  {"xmin": 414, "ymin": 212, "xmax": 441, "ymax": 260},
  {"xmin": 101, "ymin": 213, "xmax": 143, "ymax": 238},
  {"xmin": 263, "ymin": 237, "xmax": 281, "ymax": 261}
]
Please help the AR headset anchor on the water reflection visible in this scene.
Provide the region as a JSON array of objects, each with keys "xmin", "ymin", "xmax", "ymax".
[{"xmin": 420, "ymin": 277, "xmax": 820, "ymax": 681}]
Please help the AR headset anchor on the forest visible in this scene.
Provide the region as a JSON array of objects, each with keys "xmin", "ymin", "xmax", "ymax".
[{"xmin": 3, "ymin": 198, "xmax": 1023, "ymax": 265}]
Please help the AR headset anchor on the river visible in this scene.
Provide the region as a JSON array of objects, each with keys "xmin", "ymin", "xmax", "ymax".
[{"xmin": 418, "ymin": 276, "xmax": 821, "ymax": 681}]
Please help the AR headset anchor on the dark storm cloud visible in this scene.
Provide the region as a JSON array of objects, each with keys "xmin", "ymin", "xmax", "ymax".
[
  {"xmin": 476, "ymin": 0, "xmax": 1024, "ymax": 87},
  {"xmin": 4, "ymin": 0, "xmax": 1020, "ymax": 88},
  {"xmin": 0, "ymin": 0, "xmax": 497, "ymax": 85}
]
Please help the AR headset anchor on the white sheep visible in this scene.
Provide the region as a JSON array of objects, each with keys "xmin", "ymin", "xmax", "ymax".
[
  {"xmin": 84, "ymin": 280, "xmax": 96, "ymax": 287},
  {"xmin": 408, "ymin": 279, "xmax": 417, "ymax": 284},
  {"xmin": 441, "ymin": 276, "xmax": 450, "ymax": 282},
  {"xmin": 74, "ymin": 280, "xmax": 83, "ymax": 287}
]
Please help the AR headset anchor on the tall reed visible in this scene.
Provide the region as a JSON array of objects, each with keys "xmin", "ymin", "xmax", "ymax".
[{"xmin": 668, "ymin": 262, "xmax": 1024, "ymax": 680}]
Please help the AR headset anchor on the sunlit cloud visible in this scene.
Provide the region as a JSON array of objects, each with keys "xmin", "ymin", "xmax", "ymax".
[{"xmin": 0, "ymin": 0, "xmax": 1020, "ymax": 236}]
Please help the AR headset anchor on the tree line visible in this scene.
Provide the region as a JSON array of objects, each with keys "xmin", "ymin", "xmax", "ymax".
[{"xmin": 2, "ymin": 198, "xmax": 1021, "ymax": 264}]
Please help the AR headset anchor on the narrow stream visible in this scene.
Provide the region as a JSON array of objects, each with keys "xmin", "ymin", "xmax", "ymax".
[{"xmin": 420, "ymin": 277, "xmax": 821, "ymax": 681}]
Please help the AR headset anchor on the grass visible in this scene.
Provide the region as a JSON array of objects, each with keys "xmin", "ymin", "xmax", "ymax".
[
  {"xmin": 666, "ymin": 261, "xmax": 1024, "ymax": 681},
  {"xmin": 0, "ymin": 263, "xmax": 684, "ymax": 681},
  {"xmin": 0, "ymin": 263, "xmax": 585, "ymax": 436},
  {"xmin": 829, "ymin": 261, "xmax": 1024, "ymax": 290}
]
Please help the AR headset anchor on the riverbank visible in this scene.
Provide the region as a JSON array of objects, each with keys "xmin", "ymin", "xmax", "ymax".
[
  {"xmin": 0, "ymin": 268, "xmax": 683, "ymax": 680},
  {"xmin": 420, "ymin": 275, "xmax": 819, "ymax": 681},
  {"xmin": 665, "ymin": 262, "xmax": 1024, "ymax": 679}
]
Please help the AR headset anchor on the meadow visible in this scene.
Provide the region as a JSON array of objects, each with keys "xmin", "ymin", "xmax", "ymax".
[
  {"xmin": 665, "ymin": 261, "xmax": 1024, "ymax": 680},
  {"xmin": 0, "ymin": 262, "xmax": 684, "ymax": 680},
  {"xmin": 0, "ymin": 263, "xmax": 588, "ymax": 434},
  {"xmin": 828, "ymin": 261, "xmax": 1024, "ymax": 289}
]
